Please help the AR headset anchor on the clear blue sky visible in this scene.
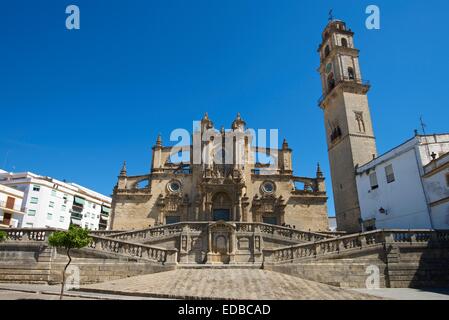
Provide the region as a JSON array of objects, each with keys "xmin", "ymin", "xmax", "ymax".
[{"xmin": 1, "ymin": 1, "xmax": 448, "ymax": 216}]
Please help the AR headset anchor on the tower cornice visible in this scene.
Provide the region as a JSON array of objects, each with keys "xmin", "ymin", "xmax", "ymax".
[{"xmin": 318, "ymin": 80, "xmax": 371, "ymax": 109}]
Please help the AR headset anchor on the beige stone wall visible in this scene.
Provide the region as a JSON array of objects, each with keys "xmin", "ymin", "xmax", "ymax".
[
  {"xmin": 111, "ymin": 115, "xmax": 330, "ymax": 232},
  {"xmin": 323, "ymin": 89, "xmax": 378, "ymax": 232}
]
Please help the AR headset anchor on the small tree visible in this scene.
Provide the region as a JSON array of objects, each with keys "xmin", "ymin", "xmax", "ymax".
[
  {"xmin": 0, "ymin": 230, "xmax": 6, "ymax": 242},
  {"xmin": 48, "ymin": 225, "xmax": 91, "ymax": 299}
]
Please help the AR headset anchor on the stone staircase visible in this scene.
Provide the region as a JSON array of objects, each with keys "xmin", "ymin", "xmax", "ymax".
[{"xmin": 2, "ymin": 226, "xmax": 449, "ymax": 288}]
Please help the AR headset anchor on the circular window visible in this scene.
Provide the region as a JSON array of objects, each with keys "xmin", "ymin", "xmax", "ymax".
[
  {"xmin": 261, "ymin": 181, "xmax": 276, "ymax": 194},
  {"xmin": 168, "ymin": 180, "xmax": 181, "ymax": 193}
]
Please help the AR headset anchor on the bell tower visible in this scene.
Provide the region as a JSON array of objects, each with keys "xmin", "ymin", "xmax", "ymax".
[{"xmin": 318, "ymin": 19, "xmax": 377, "ymax": 232}]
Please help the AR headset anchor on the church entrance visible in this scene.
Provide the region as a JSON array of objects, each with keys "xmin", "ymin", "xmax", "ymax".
[
  {"xmin": 207, "ymin": 221, "xmax": 235, "ymax": 264},
  {"xmin": 213, "ymin": 209, "xmax": 230, "ymax": 221},
  {"xmin": 212, "ymin": 192, "xmax": 232, "ymax": 221}
]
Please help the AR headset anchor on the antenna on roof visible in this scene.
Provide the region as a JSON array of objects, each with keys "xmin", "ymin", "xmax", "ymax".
[
  {"xmin": 420, "ymin": 116, "xmax": 427, "ymax": 136},
  {"xmin": 420, "ymin": 115, "xmax": 431, "ymax": 160}
]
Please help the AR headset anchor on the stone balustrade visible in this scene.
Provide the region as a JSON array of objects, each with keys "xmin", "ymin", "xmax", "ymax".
[
  {"xmin": 107, "ymin": 223, "xmax": 209, "ymax": 242},
  {"xmin": 88, "ymin": 235, "xmax": 178, "ymax": 265},
  {"xmin": 263, "ymin": 229, "xmax": 449, "ymax": 264},
  {"xmin": 0, "ymin": 228, "xmax": 58, "ymax": 242},
  {"xmin": 236, "ymin": 223, "xmax": 334, "ymax": 242},
  {"xmin": 106, "ymin": 222, "xmax": 334, "ymax": 243},
  {"xmin": 89, "ymin": 230, "xmax": 126, "ymax": 237}
]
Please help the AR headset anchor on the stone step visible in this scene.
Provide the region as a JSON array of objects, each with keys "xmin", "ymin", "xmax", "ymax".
[
  {"xmin": 79, "ymin": 268, "xmax": 382, "ymax": 300},
  {"xmin": 177, "ymin": 263, "xmax": 262, "ymax": 269}
]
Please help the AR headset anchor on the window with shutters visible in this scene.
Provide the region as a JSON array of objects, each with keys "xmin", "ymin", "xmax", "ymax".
[
  {"xmin": 369, "ymin": 172, "xmax": 379, "ymax": 190},
  {"xmin": 385, "ymin": 165, "xmax": 395, "ymax": 184}
]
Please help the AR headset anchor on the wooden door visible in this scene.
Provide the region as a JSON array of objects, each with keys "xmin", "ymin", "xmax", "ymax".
[
  {"xmin": 6, "ymin": 197, "xmax": 15, "ymax": 209},
  {"xmin": 2, "ymin": 213, "xmax": 12, "ymax": 226}
]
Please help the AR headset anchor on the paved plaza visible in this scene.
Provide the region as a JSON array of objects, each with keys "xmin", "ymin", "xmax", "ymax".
[
  {"xmin": 80, "ymin": 269, "xmax": 381, "ymax": 300},
  {"xmin": 2, "ymin": 272, "xmax": 449, "ymax": 300},
  {"xmin": 352, "ymin": 288, "xmax": 449, "ymax": 300}
]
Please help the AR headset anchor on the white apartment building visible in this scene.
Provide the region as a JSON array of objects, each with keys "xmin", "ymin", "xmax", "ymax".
[
  {"xmin": 0, "ymin": 184, "xmax": 25, "ymax": 228},
  {"xmin": 0, "ymin": 171, "xmax": 112, "ymax": 230},
  {"xmin": 356, "ymin": 134, "xmax": 449, "ymax": 230}
]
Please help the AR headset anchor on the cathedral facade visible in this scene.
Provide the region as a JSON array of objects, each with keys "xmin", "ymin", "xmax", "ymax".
[{"xmin": 110, "ymin": 114, "xmax": 329, "ymax": 231}]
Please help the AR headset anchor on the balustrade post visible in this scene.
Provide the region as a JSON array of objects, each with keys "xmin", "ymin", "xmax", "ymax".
[
  {"xmin": 338, "ymin": 239, "xmax": 345, "ymax": 253},
  {"xmin": 384, "ymin": 232, "xmax": 395, "ymax": 244},
  {"xmin": 164, "ymin": 250, "xmax": 178, "ymax": 265},
  {"xmin": 360, "ymin": 234, "xmax": 367, "ymax": 247}
]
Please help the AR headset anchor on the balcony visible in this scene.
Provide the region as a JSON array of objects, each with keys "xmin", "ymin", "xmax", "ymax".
[
  {"xmin": 70, "ymin": 211, "xmax": 83, "ymax": 220},
  {"xmin": 0, "ymin": 200, "xmax": 25, "ymax": 214},
  {"xmin": 71, "ymin": 204, "xmax": 83, "ymax": 213},
  {"xmin": 318, "ymin": 77, "xmax": 370, "ymax": 107},
  {"xmin": 98, "ymin": 221, "xmax": 108, "ymax": 230}
]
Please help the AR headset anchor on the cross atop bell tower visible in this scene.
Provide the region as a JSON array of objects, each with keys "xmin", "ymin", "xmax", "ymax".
[{"xmin": 317, "ymin": 19, "xmax": 378, "ymax": 233}]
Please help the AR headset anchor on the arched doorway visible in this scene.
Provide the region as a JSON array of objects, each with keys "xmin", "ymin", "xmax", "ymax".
[{"xmin": 212, "ymin": 192, "xmax": 232, "ymax": 221}]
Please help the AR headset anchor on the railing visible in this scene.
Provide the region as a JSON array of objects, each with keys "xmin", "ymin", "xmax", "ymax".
[
  {"xmin": 105, "ymin": 222, "xmax": 335, "ymax": 243},
  {"xmin": 318, "ymin": 77, "xmax": 370, "ymax": 106},
  {"xmin": 108, "ymin": 222, "xmax": 209, "ymax": 242},
  {"xmin": 263, "ymin": 229, "xmax": 449, "ymax": 264},
  {"xmin": 70, "ymin": 211, "xmax": 83, "ymax": 220},
  {"xmin": 0, "ymin": 228, "xmax": 177, "ymax": 265},
  {"xmin": 88, "ymin": 235, "xmax": 177, "ymax": 265},
  {"xmin": 89, "ymin": 230, "xmax": 123, "ymax": 237},
  {"xmin": 0, "ymin": 201, "xmax": 24, "ymax": 213},
  {"xmin": 0, "ymin": 228, "xmax": 58, "ymax": 242},
  {"xmin": 236, "ymin": 223, "xmax": 334, "ymax": 242}
]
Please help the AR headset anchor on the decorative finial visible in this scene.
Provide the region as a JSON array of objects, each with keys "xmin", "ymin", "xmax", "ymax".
[
  {"xmin": 316, "ymin": 162, "xmax": 323, "ymax": 178},
  {"xmin": 282, "ymin": 138, "xmax": 289, "ymax": 150},
  {"xmin": 203, "ymin": 112, "xmax": 209, "ymax": 121},
  {"xmin": 220, "ymin": 126, "xmax": 225, "ymax": 134},
  {"xmin": 155, "ymin": 133, "xmax": 162, "ymax": 147},
  {"xmin": 231, "ymin": 112, "xmax": 245, "ymax": 130},
  {"xmin": 120, "ymin": 161, "xmax": 127, "ymax": 176}
]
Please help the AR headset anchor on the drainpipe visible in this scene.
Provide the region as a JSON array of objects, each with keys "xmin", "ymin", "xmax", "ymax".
[{"xmin": 413, "ymin": 147, "xmax": 434, "ymax": 229}]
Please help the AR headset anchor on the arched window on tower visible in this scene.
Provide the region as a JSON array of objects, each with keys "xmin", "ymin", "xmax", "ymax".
[
  {"xmin": 355, "ymin": 112, "xmax": 366, "ymax": 133},
  {"xmin": 341, "ymin": 38, "xmax": 348, "ymax": 47},
  {"xmin": 348, "ymin": 67, "xmax": 355, "ymax": 80},
  {"xmin": 327, "ymin": 73, "xmax": 335, "ymax": 92},
  {"xmin": 330, "ymin": 124, "xmax": 342, "ymax": 143},
  {"xmin": 324, "ymin": 45, "xmax": 330, "ymax": 58}
]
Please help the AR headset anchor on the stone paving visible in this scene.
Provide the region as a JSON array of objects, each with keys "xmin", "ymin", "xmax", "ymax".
[
  {"xmin": 0, "ymin": 289, "xmax": 94, "ymax": 300},
  {"xmin": 0, "ymin": 283, "xmax": 167, "ymax": 300},
  {"xmin": 81, "ymin": 269, "xmax": 382, "ymax": 300},
  {"xmin": 352, "ymin": 288, "xmax": 449, "ymax": 300}
]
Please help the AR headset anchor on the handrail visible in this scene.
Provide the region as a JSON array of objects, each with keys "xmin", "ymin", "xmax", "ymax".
[
  {"xmin": 0, "ymin": 228, "xmax": 59, "ymax": 242},
  {"xmin": 102, "ymin": 222, "xmax": 336, "ymax": 243},
  {"xmin": 88, "ymin": 235, "xmax": 178, "ymax": 265},
  {"xmin": 263, "ymin": 229, "xmax": 449, "ymax": 264}
]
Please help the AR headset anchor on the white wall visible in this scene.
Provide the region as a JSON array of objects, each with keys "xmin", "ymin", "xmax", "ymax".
[
  {"xmin": 423, "ymin": 156, "xmax": 449, "ymax": 229},
  {"xmin": 356, "ymin": 147, "xmax": 432, "ymax": 229}
]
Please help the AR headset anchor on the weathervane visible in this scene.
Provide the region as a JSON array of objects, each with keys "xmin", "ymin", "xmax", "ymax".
[{"xmin": 328, "ymin": 9, "xmax": 334, "ymax": 22}]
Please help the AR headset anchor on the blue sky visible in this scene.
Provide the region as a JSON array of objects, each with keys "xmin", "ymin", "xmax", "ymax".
[{"xmin": 1, "ymin": 1, "xmax": 448, "ymax": 216}]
